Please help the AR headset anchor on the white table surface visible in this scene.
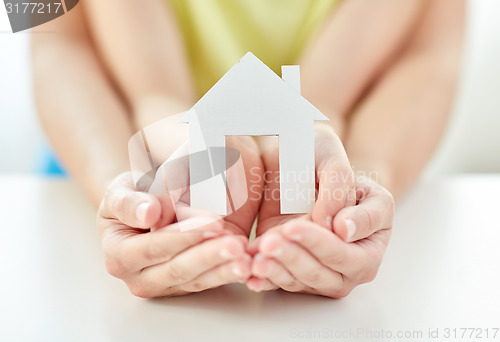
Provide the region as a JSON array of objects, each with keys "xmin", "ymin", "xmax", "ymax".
[{"xmin": 1, "ymin": 175, "xmax": 499, "ymax": 342}]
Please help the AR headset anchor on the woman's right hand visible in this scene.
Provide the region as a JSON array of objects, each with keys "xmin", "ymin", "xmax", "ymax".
[{"xmin": 97, "ymin": 172, "xmax": 251, "ymax": 298}]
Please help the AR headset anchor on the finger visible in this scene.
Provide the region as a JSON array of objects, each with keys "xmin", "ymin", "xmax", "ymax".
[
  {"xmin": 280, "ymin": 219, "xmax": 364, "ymax": 275},
  {"xmin": 100, "ymin": 172, "xmax": 174, "ymax": 229},
  {"xmin": 124, "ymin": 256, "xmax": 248, "ymax": 298},
  {"xmin": 333, "ymin": 181, "xmax": 395, "ymax": 242},
  {"xmin": 247, "ymin": 224, "xmax": 283, "ymax": 255},
  {"xmin": 258, "ymin": 234, "xmax": 344, "ymax": 292},
  {"xmin": 311, "ymin": 125, "xmax": 356, "ymax": 230},
  {"xmin": 246, "ymin": 277, "xmax": 278, "ymax": 292},
  {"xmin": 139, "ymin": 235, "xmax": 247, "ymax": 287},
  {"xmin": 250, "ymin": 253, "xmax": 308, "ymax": 293},
  {"xmin": 175, "ymin": 205, "xmax": 246, "ymax": 236},
  {"xmin": 224, "ymin": 136, "xmax": 265, "ymax": 235},
  {"xmin": 256, "ymin": 138, "xmax": 281, "ymax": 225},
  {"xmin": 105, "ymin": 216, "xmax": 226, "ymax": 274},
  {"xmin": 246, "ymin": 238, "xmax": 260, "ymax": 256},
  {"xmin": 172, "ymin": 205, "xmax": 225, "ymax": 232},
  {"xmin": 180, "ymin": 254, "xmax": 252, "ymax": 293},
  {"xmin": 174, "ymin": 205, "xmax": 222, "ymax": 222}
]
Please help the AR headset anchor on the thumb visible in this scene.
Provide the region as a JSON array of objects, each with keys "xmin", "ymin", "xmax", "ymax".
[
  {"xmin": 311, "ymin": 126, "xmax": 356, "ymax": 229},
  {"xmin": 100, "ymin": 173, "xmax": 174, "ymax": 229},
  {"xmin": 332, "ymin": 183, "xmax": 394, "ymax": 242}
]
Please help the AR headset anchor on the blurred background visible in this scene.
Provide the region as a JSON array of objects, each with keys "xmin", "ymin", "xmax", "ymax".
[{"xmin": 1, "ymin": 0, "xmax": 499, "ymax": 178}]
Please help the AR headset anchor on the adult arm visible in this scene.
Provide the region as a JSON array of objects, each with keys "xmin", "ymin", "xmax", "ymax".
[
  {"xmin": 32, "ymin": 0, "xmax": 195, "ymax": 205},
  {"xmin": 32, "ymin": 5, "xmax": 133, "ymax": 205},
  {"xmin": 301, "ymin": 0, "xmax": 465, "ymax": 198}
]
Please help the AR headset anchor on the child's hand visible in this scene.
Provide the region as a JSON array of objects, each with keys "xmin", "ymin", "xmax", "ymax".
[{"xmin": 247, "ymin": 125, "xmax": 394, "ymax": 297}]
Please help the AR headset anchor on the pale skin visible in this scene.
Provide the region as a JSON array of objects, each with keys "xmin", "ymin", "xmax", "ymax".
[{"xmin": 32, "ymin": 0, "xmax": 464, "ymax": 298}]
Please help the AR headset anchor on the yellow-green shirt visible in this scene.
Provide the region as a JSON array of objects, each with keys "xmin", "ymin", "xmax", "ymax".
[{"xmin": 168, "ymin": 0, "xmax": 342, "ymax": 97}]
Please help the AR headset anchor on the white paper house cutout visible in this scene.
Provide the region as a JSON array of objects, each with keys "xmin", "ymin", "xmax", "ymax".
[{"xmin": 180, "ymin": 52, "xmax": 328, "ymax": 215}]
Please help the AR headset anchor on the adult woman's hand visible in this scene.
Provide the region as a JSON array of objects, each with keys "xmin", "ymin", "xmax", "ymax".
[
  {"xmin": 247, "ymin": 125, "xmax": 394, "ymax": 297},
  {"xmin": 96, "ymin": 135, "xmax": 264, "ymax": 297},
  {"xmin": 97, "ymin": 172, "xmax": 251, "ymax": 298},
  {"xmin": 247, "ymin": 176, "xmax": 394, "ymax": 298}
]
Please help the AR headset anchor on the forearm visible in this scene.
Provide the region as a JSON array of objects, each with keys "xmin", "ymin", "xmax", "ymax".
[
  {"xmin": 32, "ymin": 37, "xmax": 132, "ymax": 206},
  {"xmin": 32, "ymin": 1, "xmax": 195, "ymax": 206},
  {"xmin": 344, "ymin": 0, "xmax": 464, "ymax": 198},
  {"xmin": 345, "ymin": 50, "xmax": 461, "ymax": 198},
  {"xmin": 83, "ymin": 0, "xmax": 195, "ymax": 129},
  {"xmin": 300, "ymin": 0, "xmax": 424, "ymax": 140}
]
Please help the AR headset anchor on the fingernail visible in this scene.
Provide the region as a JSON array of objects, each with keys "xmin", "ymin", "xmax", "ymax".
[
  {"xmin": 219, "ymin": 248, "xmax": 236, "ymax": 259},
  {"xmin": 345, "ymin": 219, "xmax": 357, "ymax": 241},
  {"xmin": 254, "ymin": 253, "xmax": 264, "ymax": 263},
  {"xmin": 270, "ymin": 247, "xmax": 283, "ymax": 257},
  {"xmin": 232, "ymin": 266, "xmax": 244, "ymax": 278},
  {"xmin": 136, "ymin": 202, "xmax": 150, "ymax": 223},
  {"xmin": 249, "ymin": 283, "xmax": 262, "ymax": 293},
  {"xmin": 263, "ymin": 261, "xmax": 275, "ymax": 276},
  {"xmin": 325, "ymin": 215, "xmax": 333, "ymax": 229},
  {"xmin": 261, "ymin": 236, "xmax": 283, "ymax": 257},
  {"xmin": 202, "ymin": 231, "xmax": 219, "ymax": 238},
  {"xmin": 289, "ymin": 234, "xmax": 302, "ymax": 241}
]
